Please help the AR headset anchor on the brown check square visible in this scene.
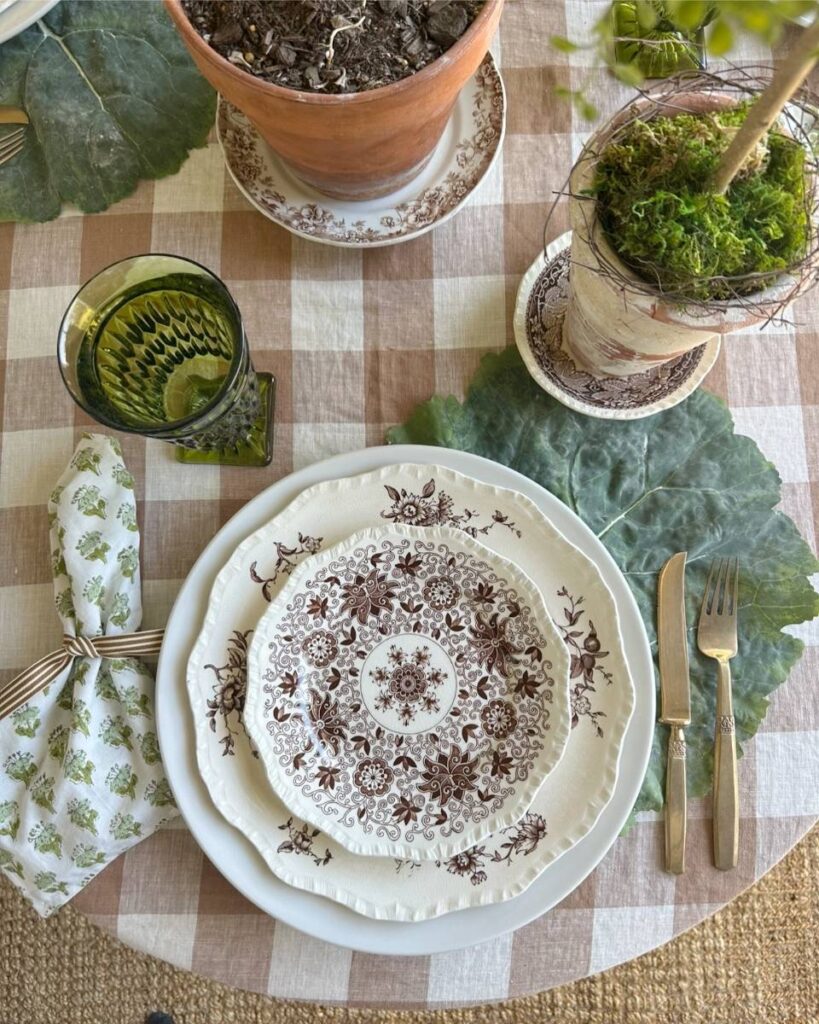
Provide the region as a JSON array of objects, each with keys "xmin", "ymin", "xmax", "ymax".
[
  {"xmin": 221, "ymin": 211, "xmax": 292, "ymax": 281},
  {"xmin": 363, "ymin": 279, "xmax": 435, "ymax": 350},
  {"xmin": 9, "ymin": 218, "xmax": 83, "ymax": 289}
]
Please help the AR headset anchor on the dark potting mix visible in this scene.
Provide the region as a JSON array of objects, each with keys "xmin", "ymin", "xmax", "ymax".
[{"xmin": 182, "ymin": 0, "xmax": 484, "ymax": 95}]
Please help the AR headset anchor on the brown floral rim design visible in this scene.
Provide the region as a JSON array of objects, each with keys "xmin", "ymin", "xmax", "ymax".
[
  {"xmin": 522, "ymin": 248, "xmax": 712, "ymax": 412},
  {"xmin": 217, "ymin": 55, "xmax": 505, "ymax": 246},
  {"xmin": 396, "ymin": 810, "xmax": 548, "ymax": 886},
  {"xmin": 247, "ymin": 526, "xmax": 565, "ymax": 858},
  {"xmin": 204, "ymin": 630, "xmax": 257, "ymax": 758},
  {"xmin": 557, "ymin": 588, "xmax": 613, "ymax": 739},
  {"xmin": 249, "ymin": 532, "xmax": 323, "ymax": 602},
  {"xmin": 277, "ymin": 817, "xmax": 332, "ymax": 867},
  {"xmin": 381, "ymin": 477, "xmax": 521, "ymax": 538}
]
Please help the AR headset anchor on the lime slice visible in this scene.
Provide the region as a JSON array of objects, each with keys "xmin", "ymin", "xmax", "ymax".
[{"xmin": 163, "ymin": 356, "xmax": 230, "ymax": 421}]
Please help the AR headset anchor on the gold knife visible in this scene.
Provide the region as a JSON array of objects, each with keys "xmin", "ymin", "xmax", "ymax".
[
  {"xmin": 658, "ymin": 551, "xmax": 690, "ymax": 875},
  {"xmin": 0, "ymin": 107, "xmax": 29, "ymax": 126}
]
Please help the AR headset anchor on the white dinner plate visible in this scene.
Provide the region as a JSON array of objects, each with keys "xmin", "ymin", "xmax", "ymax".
[
  {"xmin": 0, "ymin": 0, "xmax": 60, "ymax": 44},
  {"xmin": 156, "ymin": 445, "xmax": 655, "ymax": 954}
]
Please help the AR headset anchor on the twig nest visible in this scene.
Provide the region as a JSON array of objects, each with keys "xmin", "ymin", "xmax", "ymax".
[{"xmin": 560, "ymin": 67, "xmax": 819, "ymax": 316}]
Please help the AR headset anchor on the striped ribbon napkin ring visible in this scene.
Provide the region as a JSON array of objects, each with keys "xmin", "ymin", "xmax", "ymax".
[{"xmin": 0, "ymin": 629, "xmax": 165, "ymax": 721}]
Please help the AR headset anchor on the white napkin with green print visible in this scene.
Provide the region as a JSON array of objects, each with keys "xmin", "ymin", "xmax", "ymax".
[{"xmin": 0, "ymin": 433, "xmax": 177, "ymax": 915}]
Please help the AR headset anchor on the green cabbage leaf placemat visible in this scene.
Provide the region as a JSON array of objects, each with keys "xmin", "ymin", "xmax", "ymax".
[
  {"xmin": 0, "ymin": 0, "xmax": 215, "ymax": 223},
  {"xmin": 388, "ymin": 347, "xmax": 819, "ymax": 814}
]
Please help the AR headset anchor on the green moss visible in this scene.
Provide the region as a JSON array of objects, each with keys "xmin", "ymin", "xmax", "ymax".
[{"xmin": 594, "ymin": 106, "xmax": 809, "ymax": 301}]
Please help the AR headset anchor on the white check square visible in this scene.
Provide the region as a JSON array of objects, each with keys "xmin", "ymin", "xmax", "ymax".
[
  {"xmin": 433, "ymin": 275, "xmax": 506, "ymax": 350},
  {"xmin": 291, "ymin": 279, "xmax": 364, "ymax": 351}
]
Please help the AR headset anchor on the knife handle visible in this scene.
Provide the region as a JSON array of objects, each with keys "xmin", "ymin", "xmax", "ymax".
[
  {"xmin": 713, "ymin": 660, "xmax": 739, "ymax": 870},
  {"xmin": 665, "ymin": 725, "xmax": 687, "ymax": 874}
]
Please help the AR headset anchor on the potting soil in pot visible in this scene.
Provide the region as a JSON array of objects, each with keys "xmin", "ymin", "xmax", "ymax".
[
  {"xmin": 182, "ymin": 0, "xmax": 484, "ymax": 94},
  {"xmin": 594, "ymin": 106, "xmax": 809, "ymax": 301}
]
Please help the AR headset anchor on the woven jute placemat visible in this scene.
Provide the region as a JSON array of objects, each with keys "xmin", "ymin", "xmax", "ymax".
[{"xmin": 1, "ymin": 824, "xmax": 817, "ymax": 1024}]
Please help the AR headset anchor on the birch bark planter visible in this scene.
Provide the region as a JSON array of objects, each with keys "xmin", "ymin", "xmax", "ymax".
[
  {"xmin": 165, "ymin": 0, "xmax": 503, "ymax": 202},
  {"xmin": 564, "ymin": 92, "xmax": 801, "ymax": 377}
]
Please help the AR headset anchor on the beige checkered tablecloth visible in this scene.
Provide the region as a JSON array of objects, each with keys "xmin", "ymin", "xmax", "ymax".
[{"xmin": 1, "ymin": 1, "xmax": 818, "ymax": 1008}]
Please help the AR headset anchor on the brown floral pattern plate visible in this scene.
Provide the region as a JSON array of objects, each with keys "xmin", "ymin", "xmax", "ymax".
[
  {"xmin": 244, "ymin": 525, "xmax": 570, "ymax": 861},
  {"xmin": 513, "ymin": 233, "xmax": 722, "ymax": 420},
  {"xmin": 186, "ymin": 464, "xmax": 635, "ymax": 919},
  {"xmin": 216, "ymin": 55, "xmax": 505, "ymax": 248}
]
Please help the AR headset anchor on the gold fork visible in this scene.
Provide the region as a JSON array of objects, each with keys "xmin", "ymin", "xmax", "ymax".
[
  {"xmin": 697, "ymin": 557, "xmax": 740, "ymax": 871},
  {"xmin": 0, "ymin": 107, "xmax": 29, "ymax": 168}
]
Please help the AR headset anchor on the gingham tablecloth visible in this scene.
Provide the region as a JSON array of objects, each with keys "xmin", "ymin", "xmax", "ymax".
[{"xmin": 1, "ymin": 1, "xmax": 818, "ymax": 1008}]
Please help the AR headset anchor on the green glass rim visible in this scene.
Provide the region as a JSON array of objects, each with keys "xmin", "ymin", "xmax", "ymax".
[{"xmin": 57, "ymin": 252, "xmax": 247, "ymax": 437}]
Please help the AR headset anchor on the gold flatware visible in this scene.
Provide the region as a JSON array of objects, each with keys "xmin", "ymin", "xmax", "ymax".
[
  {"xmin": 0, "ymin": 106, "xmax": 29, "ymax": 125},
  {"xmin": 0, "ymin": 126, "xmax": 26, "ymax": 168},
  {"xmin": 0, "ymin": 108, "xmax": 28, "ymax": 169},
  {"xmin": 698, "ymin": 557, "xmax": 740, "ymax": 871},
  {"xmin": 658, "ymin": 551, "xmax": 691, "ymax": 875}
]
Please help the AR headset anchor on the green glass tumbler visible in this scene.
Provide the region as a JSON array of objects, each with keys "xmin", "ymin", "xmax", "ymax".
[
  {"xmin": 612, "ymin": 2, "xmax": 706, "ymax": 79},
  {"xmin": 58, "ymin": 254, "xmax": 274, "ymax": 466}
]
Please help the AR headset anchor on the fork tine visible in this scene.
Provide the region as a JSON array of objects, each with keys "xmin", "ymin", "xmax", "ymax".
[
  {"xmin": 0, "ymin": 127, "xmax": 25, "ymax": 151},
  {"xmin": 716, "ymin": 558, "xmax": 731, "ymax": 615},
  {"xmin": 0, "ymin": 132, "xmax": 25, "ymax": 161},
  {"xmin": 728, "ymin": 557, "xmax": 739, "ymax": 616},
  {"xmin": 699, "ymin": 559, "xmax": 719, "ymax": 624},
  {"xmin": 0, "ymin": 139, "xmax": 24, "ymax": 167}
]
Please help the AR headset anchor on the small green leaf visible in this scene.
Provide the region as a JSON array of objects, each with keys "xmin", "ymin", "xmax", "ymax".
[
  {"xmin": 612, "ymin": 61, "xmax": 645, "ymax": 87},
  {"xmin": 707, "ymin": 17, "xmax": 733, "ymax": 56},
  {"xmin": 635, "ymin": 0, "xmax": 660, "ymax": 30},
  {"xmin": 578, "ymin": 98, "xmax": 600, "ymax": 122},
  {"xmin": 550, "ymin": 34, "xmax": 579, "ymax": 53},
  {"xmin": 667, "ymin": 0, "xmax": 709, "ymax": 30}
]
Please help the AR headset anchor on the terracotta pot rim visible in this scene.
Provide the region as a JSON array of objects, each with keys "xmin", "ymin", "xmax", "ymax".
[{"xmin": 165, "ymin": 0, "xmax": 500, "ymax": 106}]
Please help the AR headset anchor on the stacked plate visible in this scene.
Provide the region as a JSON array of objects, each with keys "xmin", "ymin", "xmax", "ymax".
[
  {"xmin": 157, "ymin": 446, "xmax": 655, "ymax": 953},
  {"xmin": 0, "ymin": 0, "xmax": 61, "ymax": 45}
]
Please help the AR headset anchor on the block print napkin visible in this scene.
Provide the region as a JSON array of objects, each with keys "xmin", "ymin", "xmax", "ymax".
[{"xmin": 0, "ymin": 433, "xmax": 177, "ymax": 915}]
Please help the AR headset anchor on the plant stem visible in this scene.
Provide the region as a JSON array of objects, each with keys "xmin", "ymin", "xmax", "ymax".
[{"xmin": 711, "ymin": 17, "xmax": 819, "ymax": 195}]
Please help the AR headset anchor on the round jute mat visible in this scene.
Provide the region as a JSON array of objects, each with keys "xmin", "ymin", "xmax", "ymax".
[{"xmin": 1, "ymin": 824, "xmax": 817, "ymax": 1024}]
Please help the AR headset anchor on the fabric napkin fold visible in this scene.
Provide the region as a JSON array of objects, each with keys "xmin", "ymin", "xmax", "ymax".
[{"xmin": 0, "ymin": 433, "xmax": 177, "ymax": 915}]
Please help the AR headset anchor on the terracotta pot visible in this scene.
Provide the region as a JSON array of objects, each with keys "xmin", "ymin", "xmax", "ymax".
[
  {"xmin": 565, "ymin": 91, "xmax": 800, "ymax": 377},
  {"xmin": 165, "ymin": 0, "xmax": 504, "ymax": 201}
]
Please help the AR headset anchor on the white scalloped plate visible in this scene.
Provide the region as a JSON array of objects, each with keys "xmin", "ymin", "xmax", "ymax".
[
  {"xmin": 181, "ymin": 460, "xmax": 637, "ymax": 922},
  {"xmin": 245, "ymin": 523, "xmax": 571, "ymax": 861},
  {"xmin": 0, "ymin": 0, "xmax": 60, "ymax": 44}
]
